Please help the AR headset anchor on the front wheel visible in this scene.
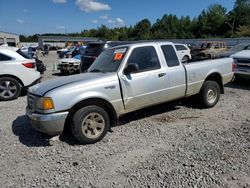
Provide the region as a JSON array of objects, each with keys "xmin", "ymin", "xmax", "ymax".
[
  {"xmin": 0, "ymin": 77, "xmax": 21, "ymax": 101},
  {"xmin": 199, "ymin": 81, "xmax": 220, "ymax": 108},
  {"xmin": 181, "ymin": 56, "xmax": 189, "ymax": 63},
  {"xmin": 71, "ymin": 105, "xmax": 110, "ymax": 144}
]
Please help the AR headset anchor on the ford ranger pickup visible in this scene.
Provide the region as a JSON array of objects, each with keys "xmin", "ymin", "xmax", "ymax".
[{"xmin": 26, "ymin": 42, "xmax": 234, "ymax": 144}]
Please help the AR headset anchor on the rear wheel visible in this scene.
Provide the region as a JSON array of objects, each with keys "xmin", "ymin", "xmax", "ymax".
[
  {"xmin": 71, "ymin": 105, "xmax": 110, "ymax": 144},
  {"xmin": 0, "ymin": 77, "xmax": 21, "ymax": 101},
  {"xmin": 199, "ymin": 81, "xmax": 220, "ymax": 108}
]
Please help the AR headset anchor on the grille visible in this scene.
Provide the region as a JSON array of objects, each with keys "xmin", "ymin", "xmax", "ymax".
[{"xmin": 27, "ymin": 93, "xmax": 36, "ymax": 111}]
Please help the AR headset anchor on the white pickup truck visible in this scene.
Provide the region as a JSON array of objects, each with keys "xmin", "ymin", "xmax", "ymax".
[{"xmin": 26, "ymin": 42, "xmax": 234, "ymax": 144}]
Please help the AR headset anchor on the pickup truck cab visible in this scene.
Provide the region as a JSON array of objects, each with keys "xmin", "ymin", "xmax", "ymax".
[{"xmin": 26, "ymin": 42, "xmax": 234, "ymax": 144}]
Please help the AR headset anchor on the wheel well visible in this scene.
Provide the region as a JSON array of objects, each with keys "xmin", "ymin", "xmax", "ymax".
[
  {"xmin": 204, "ymin": 73, "xmax": 224, "ymax": 94},
  {"xmin": 0, "ymin": 74, "xmax": 24, "ymax": 86},
  {"xmin": 64, "ymin": 98, "xmax": 118, "ymax": 133}
]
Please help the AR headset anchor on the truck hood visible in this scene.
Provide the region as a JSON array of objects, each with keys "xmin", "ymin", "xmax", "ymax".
[
  {"xmin": 230, "ymin": 50, "xmax": 250, "ymax": 58},
  {"xmin": 29, "ymin": 72, "xmax": 117, "ymax": 96}
]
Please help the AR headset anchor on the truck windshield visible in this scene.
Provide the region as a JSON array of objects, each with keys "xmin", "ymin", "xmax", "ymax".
[{"xmin": 88, "ymin": 47, "xmax": 128, "ymax": 73}]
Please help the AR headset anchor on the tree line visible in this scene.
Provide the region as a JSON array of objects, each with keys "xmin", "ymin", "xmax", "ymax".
[{"xmin": 20, "ymin": 0, "xmax": 250, "ymax": 42}]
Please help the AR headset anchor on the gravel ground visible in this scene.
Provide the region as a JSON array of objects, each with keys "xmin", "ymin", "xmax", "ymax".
[{"xmin": 0, "ymin": 51, "xmax": 249, "ymax": 188}]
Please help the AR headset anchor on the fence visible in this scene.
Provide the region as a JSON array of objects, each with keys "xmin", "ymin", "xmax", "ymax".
[
  {"xmin": 20, "ymin": 42, "xmax": 65, "ymax": 48},
  {"xmin": 166, "ymin": 37, "xmax": 250, "ymax": 47},
  {"xmin": 20, "ymin": 37, "xmax": 250, "ymax": 48}
]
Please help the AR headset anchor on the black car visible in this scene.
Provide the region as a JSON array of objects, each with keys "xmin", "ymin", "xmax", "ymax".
[{"xmin": 80, "ymin": 41, "xmax": 132, "ymax": 72}]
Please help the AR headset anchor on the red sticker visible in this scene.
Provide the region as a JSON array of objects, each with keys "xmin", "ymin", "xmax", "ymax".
[{"xmin": 114, "ymin": 53, "xmax": 123, "ymax": 61}]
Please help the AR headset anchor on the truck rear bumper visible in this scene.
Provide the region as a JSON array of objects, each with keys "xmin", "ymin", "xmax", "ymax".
[{"xmin": 26, "ymin": 107, "xmax": 69, "ymax": 136}]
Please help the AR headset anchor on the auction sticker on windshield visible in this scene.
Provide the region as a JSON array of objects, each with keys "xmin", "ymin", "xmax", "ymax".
[{"xmin": 113, "ymin": 48, "xmax": 127, "ymax": 61}]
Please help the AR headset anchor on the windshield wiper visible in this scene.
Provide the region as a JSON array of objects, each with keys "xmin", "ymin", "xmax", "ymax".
[{"xmin": 89, "ymin": 69, "xmax": 106, "ymax": 73}]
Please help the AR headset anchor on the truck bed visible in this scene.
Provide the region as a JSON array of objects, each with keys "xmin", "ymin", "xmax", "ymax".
[{"xmin": 184, "ymin": 57, "xmax": 234, "ymax": 96}]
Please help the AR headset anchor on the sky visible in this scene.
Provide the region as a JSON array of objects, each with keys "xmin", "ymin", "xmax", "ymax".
[{"xmin": 0, "ymin": 0, "xmax": 236, "ymax": 35}]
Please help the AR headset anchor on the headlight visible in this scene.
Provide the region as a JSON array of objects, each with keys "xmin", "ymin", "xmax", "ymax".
[{"xmin": 36, "ymin": 97, "xmax": 54, "ymax": 110}]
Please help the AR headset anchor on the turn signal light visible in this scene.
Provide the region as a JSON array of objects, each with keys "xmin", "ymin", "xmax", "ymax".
[
  {"xmin": 43, "ymin": 98, "xmax": 54, "ymax": 110},
  {"xmin": 36, "ymin": 97, "xmax": 54, "ymax": 110}
]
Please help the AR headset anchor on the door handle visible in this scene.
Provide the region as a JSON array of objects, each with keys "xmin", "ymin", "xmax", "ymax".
[{"xmin": 158, "ymin": 73, "xmax": 166, "ymax": 77}]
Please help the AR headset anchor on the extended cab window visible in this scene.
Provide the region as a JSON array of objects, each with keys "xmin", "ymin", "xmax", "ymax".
[
  {"xmin": 161, "ymin": 45, "xmax": 180, "ymax": 67},
  {"xmin": 0, "ymin": 53, "xmax": 12, "ymax": 61},
  {"xmin": 127, "ymin": 46, "xmax": 160, "ymax": 72}
]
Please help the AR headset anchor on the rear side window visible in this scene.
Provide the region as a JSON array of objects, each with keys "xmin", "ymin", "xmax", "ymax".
[
  {"xmin": 0, "ymin": 53, "xmax": 12, "ymax": 61},
  {"xmin": 161, "ymin": 45, "xmax": 180, "ymax": 67},
  {"xmin": 214, "ymin": 43, "xmax": 220, "ymax": 49},
  {"xmin": 127, "ymin": 46, "xmax": 161, "ymax": 72},
  {"xmin": 175, "ymin": 45, "xmax": 187, "ymax": 51}
]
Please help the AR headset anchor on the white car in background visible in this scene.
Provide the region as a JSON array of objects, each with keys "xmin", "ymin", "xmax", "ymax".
[
  {"xmin": 0, "ymin": 46, "xmax": 41, "ymax": 101},
  {"xmin": 230, "ymin": 46, "xmax": 250, "ymax": 78},
  {"xmin": 174, "ymin": 43, "xmax": 192, "ymax": 63}
]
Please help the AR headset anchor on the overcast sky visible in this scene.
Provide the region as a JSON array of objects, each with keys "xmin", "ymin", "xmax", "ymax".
[{"xmin": 0, "ymin": 0, "xmax": 235, "ymax": 35}]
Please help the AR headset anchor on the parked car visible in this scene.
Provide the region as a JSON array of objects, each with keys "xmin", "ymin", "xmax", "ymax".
[
  {"xmin": 193, "ymin": 41, "xmax": 228, "ymax": 59},
  {"xmin": 0, "ymin": 47, "xmax": 40, "ymax": 101},
  {"xmin": 57, "ymin": 47, "xmax": 70, "ymax": 54},
  {"xmin": 20, "ymin": 46, "xmax": 37, "ymax": 58},
  {"xmin": 58, "ymin": 46, "xmax": 78, "ymax": 59},
  {"xmin": 80, "ymin": 41, "xmax": 133, "ymax": 72},
  {"xmin": 221, "ymin": 43, "xmax": 250, "ymax": 57},
  {"xmin": 57, "ymin": 55, "xmax": 81, "ymax": 75},
  {"xmin": 18, "ymin": 47, "xmax": 46, "ymax": 74},
  {"xmin": 57, "ymin": 46, "xmax": 76, "ymax": 57},
  {"xmin": 174, "ymin": 43, "xmax": 192, "ymax": 63},
  {"xmin": 230, "ymin": 46, "xmax": 250, "ymax": 78},
  {"xmin": 26, "ymin": 41, "xmax": 234, "ymax": 144}
]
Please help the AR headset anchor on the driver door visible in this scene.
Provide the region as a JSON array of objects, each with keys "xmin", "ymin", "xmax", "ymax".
[{"xmin": 118, "ymin": 45, "xmax": 168, "ymax": 112}]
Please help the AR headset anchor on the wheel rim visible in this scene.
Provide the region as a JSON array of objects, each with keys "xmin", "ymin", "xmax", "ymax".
[
  {"xmin": 0, "ymin": 81, "xmax": 17, "ymax": 99},
  {"xmin": 81, "ymin": 112, "xmax": 105, "ymax": 139},
  {"xmin": 207, "ymin": 88, "xmax": 217, "ymax": 104}
]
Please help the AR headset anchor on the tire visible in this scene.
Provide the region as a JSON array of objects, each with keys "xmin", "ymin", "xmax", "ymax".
[
  {"xmin": 199, "ymin": 81, "xmax": 220, "ymax": 108},
  {"xmin": 71, "ymin": 105, "xmax": 110, "ymax": 144},
  {"xmin": 0, "ymin": 77, "xmax": 21, "ymax": 101},
  {"xmin": 206, "ymin": 54, "xmax": 212, "ymax": 59},
  {"xmin": 181, "ymin": 56, "xmax": 189, "ymax": 63}
]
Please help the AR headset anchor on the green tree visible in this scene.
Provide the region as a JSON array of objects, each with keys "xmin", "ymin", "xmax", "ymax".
[
  {"xmin": 133, "ymin": 19, "xmax": 152, "ymax": 40},
  {"xmin": 235, "ymin": 25, "xmax": 250, "ymax": 37},
  {"xmin": 151, "ymin": 14, "xmax": 180, "ymax": 39},
  {"xmin": 227, "ymin": 0, "xmax": 250, "ymax": 36},
  {"xmin": 197, "ymin": 4, "xmax": 227, "ymax": 37}
]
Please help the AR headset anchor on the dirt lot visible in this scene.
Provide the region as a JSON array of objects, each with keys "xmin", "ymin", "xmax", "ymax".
[{"xmin": 0, "ymin": 51, "xmax": 249, "ymax": 187}]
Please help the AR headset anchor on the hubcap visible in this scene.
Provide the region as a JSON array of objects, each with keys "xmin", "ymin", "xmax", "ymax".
[
  {"xmin": 0, "ymin": 81, "xmax": 17, "ymax": 99},
  {"xmin": 207, "ymin": 88, "xmax": 217, "ymax": 104},
  {"xmin": 81, "ymin": 113, "xmax": 105, "ymax": 139}
]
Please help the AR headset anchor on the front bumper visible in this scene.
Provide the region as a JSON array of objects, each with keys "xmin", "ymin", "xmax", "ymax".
[
  {"xmin": 234, "ymin": 70, "xmax": 250, "ymax": 78},
  {"xmin": 26, "ymin": 107, "xmax": 69, "ymax": 136}
]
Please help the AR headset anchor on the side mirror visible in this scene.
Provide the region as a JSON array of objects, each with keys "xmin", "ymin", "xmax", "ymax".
[{"xmin": 124, "ymin": 63, "xmax": 139, "ymax": 74}]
